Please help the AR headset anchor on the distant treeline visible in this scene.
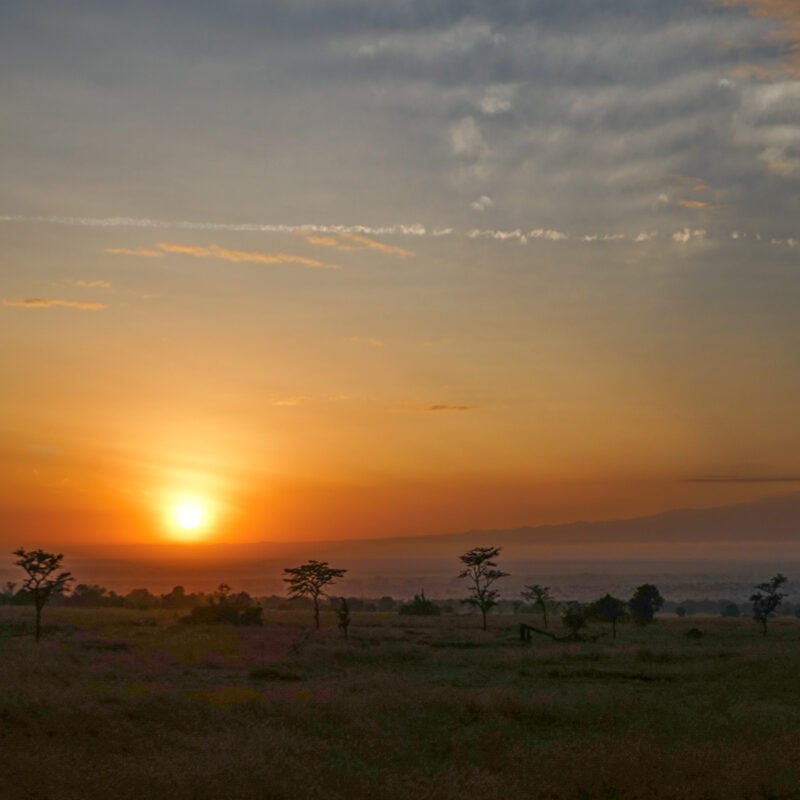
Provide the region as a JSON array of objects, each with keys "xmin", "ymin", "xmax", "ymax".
[{"xmin": 3, "ymin": 581, "xmax": 799, "ymax": 618}]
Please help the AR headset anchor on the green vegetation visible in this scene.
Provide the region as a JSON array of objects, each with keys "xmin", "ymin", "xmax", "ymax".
[{"xmin": 3, "ymin": 605, "xmax": 800, "ymax": 799}]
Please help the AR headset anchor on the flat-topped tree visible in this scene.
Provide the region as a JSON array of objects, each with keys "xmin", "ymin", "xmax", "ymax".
[
  {"xmin": 13, "ymin": 548, "xmax": 74, "ymax": 642},
  {"xmin": 283, "ymin": 560, "xmax": 347, "ymax": 629},
  {"xmin": 458, "ymin": 546, "xmax": 509, "ymax": 631}
]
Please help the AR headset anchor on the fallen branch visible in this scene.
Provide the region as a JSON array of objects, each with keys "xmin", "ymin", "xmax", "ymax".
[{"xmin": 519, "ymin": 623, "xmax": 607, "ymax": 643}]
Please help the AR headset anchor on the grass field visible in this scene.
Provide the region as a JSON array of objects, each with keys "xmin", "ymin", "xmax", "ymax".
[{"xmin": 2, "ymin": 606, "xmax": 800, "ymax": 800}]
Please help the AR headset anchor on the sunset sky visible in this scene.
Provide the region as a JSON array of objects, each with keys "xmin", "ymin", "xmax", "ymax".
[{"xmin": 3, "ymin": 0, "xmax": 800, "ymax": 547}]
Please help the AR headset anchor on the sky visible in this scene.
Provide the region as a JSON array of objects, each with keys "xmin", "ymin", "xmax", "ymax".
[{"xmin": 2, "ymin": 0, "xmax": 800, "ymax": 547}]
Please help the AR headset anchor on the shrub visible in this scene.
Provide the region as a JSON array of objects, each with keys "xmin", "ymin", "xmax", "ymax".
[
  {"xmin": 181, "ymin": 584, "xmax": 263, "ymax": 626},
  {"xmin": 399, "ymin": 590, "xmax": 441, "ymax": 616}
]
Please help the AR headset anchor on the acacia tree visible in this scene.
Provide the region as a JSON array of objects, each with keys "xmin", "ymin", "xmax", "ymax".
[
  {"xmin": 588, "ymin": 593, "xmax": 627, "ymax": 640},
  {"xmin": 13, "ymin": 548, "xmax": 73, "ymax": 642},
  {"xmin": 457, "ymin": 546, "xmax": 509, "ymax": 631},
  {"xmin": 521, "ymin": 584, "xmax": 552, "ymax": 628},
  {"xmin": 751, "ymin": 574, "xmax": 788, "ymax": 636},
  {"xmin": 629, "ymin": 583, "xmax": 664, "ymax": 625},
  {"xmin": 283, "ymin": 560, "xmax": 347, "ymax": 629}
]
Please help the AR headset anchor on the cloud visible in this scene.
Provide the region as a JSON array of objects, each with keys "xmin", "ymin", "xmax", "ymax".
[
  {"xmin": 338, "ymin": 232, "xmax": 413, "ymax": 257},
  {"xmin": 634, "ymin": 232, "xmax": 658, "ymax": 242},
  {"xmin": 1, "ymin": 215, "xmax": 428, "ymax": 237},
  {"xmin": 767, "ymin": 160, "xmax": 796, "ymax": 175},
  {"xmin": 470, "ymin": 195, "xmax": 495, "ymax": 212},
  {"xmin": 528, "ymin": 228, "xmax": 569, "ymax": 241},
  {"xmin": 450, "ymin": 116, "xmax": 487, "ymax": 157},
  {"xmin": 428, "ymin": 404, "xmax": 471, "ymax": 412},
  {"xmin": 677, "ymin": 200, "xmax": 717, "ymax": 210},
  {"xmin": 468, "ymin": 228, "xmax": 524, "ymax": 242},
  {"xmin": 270, "ymin": 396, "xmax": 310, "ymax": 407},
  {"xmin": 105, "ymin": 247, "xmax": 163, "ymax": 257},
  {"xmin": 350, "ymin": 336, "xmax": 385, "ymax": 347},
  {"xmin": 717, "ymin": 0, "xmax": 800, "ymax": 75},
  {"xmin": 685, "ymin": 475, "xmax": 800, "ymax": 483},
  {"xmin": 156, "ymin": 242, "xmax": 339, "ymax": 269},
  {"xmin": 305, "ymin": 232, "xmax": 413, "ymax": 257},
  {"xmin": 672, "ymin": 228, "xmax": 707, "ymax": 244},
  {"xmin": 74, "ymin": 280, "xmax": 112, "ymax": 288},
  {"xmin": 3, "ymin": 298, "xmax": 105, "ymax": 310},
  {"xmin": 479, "ymin": 85, "xmax": 514, "ymax": 115}
]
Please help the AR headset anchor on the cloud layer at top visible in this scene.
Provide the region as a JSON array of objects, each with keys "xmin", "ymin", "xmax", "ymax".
[{"xmin": 2, "ymin": 0, "xmax": 799, "ymax": 239}]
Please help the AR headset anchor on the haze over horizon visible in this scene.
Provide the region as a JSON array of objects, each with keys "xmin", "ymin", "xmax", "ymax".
[{"xmin": 3, "ymin": 0, "xmax": 800, "ymax": 550}]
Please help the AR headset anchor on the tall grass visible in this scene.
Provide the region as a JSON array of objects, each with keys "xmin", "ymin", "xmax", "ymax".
[{"xmin": 2, "ymin": 607, "xmax": 799, "ymax": 799}]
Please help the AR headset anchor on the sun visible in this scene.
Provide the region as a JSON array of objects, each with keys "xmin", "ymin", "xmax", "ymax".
[
  {"xmin": 167, "ymin": 497, "xmax": 212, "ymax": 541},
  {"xmin": 175, "ymin": 501, "xmax": 203, "ymax": 530}
]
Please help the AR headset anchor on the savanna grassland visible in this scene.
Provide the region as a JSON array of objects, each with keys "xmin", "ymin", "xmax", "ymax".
[{"xmin": 2, "ymin": 607, "xmax": 800, "ymax": 800}]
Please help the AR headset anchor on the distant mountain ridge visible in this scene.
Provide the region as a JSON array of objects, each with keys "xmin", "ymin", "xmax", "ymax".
[
  {"xmin": 67, "ymin": 491, "xmax": 800, "ymax": 560},
  {"xmin": 9, "ymin": 493, "xmax": 798, "ymax": 594}
]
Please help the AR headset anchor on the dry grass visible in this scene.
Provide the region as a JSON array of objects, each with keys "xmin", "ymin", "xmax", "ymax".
[{"xmin": 2, "ymin": 607, "xmax": 800, "ymax": 799}]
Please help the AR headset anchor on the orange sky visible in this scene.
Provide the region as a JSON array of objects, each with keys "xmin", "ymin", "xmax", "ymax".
[{"xmin": 3, "ymin": 1, "xmax": 800, "ymax": 548}]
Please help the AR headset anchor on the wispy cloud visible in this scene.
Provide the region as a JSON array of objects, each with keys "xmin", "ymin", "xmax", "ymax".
[
  {"xmin": 0, "ymin": 215, "xmax": 428, "ymax": 237},
  {"xmin": 718, "ymin": 0, "xmax": 800, "ymax": 75},
  {"xmin": 528, "ymin": 229, "xmax": 569, "ymax": 241},
  {"xmin": 672, "ymin": 228, "xmax": 707, "ymax": 244},
  {"xmin": 3, "ymin": 298, "xmax": 105, "ymax": 310},
  {"xmin": 471, "ymin": 195, "xmax": 495, "ymax": 212},
  {"xmin": 156, "ymin": 242, "xmax": 339, "ymax": 269},
  {"xmin": 105, "ymin": 247, "xmax": 163, "ymax": 258},
  {"xmin": 428, "ymin": 404, "xmax": 471, "ymax": 412},
  {"xmin": 305, "ymin": 232, "xmax": 413, "ymax": 257},
  {"xmin": 685, "ymin": 475, "xmax": 800, "ymax": 483},
  {"xmin": 270, "ymin": 396, "xmax": 310, "ymax": 407},
  {"xmin": 340, "ymin": 232, "xmax": 413, "ymax": 257},
  {"xmin": 677, "ymin": 200, "xmax": 717, "ymax": 211},
  {"xmin": 73, "ymin": 280, "xmax": 112, "ymax": 288},
  {"xmin": 350, "ymin": 336, "xmax": 385, "ymax": 347}
]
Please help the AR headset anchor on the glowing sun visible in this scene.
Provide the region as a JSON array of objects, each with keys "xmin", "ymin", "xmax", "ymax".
[{"xmin": 168, "ymin": 498, "xmax": 211, "ymax": 541}]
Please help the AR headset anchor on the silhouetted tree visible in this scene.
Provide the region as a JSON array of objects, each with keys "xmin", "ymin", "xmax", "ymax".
[
  {"xmin": 124, "ymin": 587, "xmax": 159, "ymax": 610},
  {"xmin": 587, "ymin": 593, "xmax": 627, "ymax": 640},
  {"xmin": 521, "ymin": 584, "xmax": 552, "ymax": 628},
  {"xmin": 283, "ymin": 560, "xmax": 347, "ymax": 629},
  {"xmin": 629, "ymin": 584, "xmax": 664, "ymax": 625},
  {"xmin": 377, "ymin": 596, "xmax": 395, "ymax": 612},
  {"xmin": 399, "ymin": 589, "xmax": 441, "ymax": 616},
  {"xmin": 562, "ymin": 602, "xmax": 587, "ymax": 636},
  {"xmin": 750, "ymin": 574, "xmax": 787, "ymax": 636},
  {"xmin": 0, "ymin": 581, "xmax": 17, "ymax": 604},
  {"xmin": 458, "ymin": 546, "xmax": 509, "ymax": 631},
  {"xmin": 12, "ymin": 548, "xmax": 74, "ymax": 642},
  {"xmin": 675, "ymin": 606, "xmax": 687, "ymax": 618},
  {"xmin": 335, "ymin": 597, "xmax": 351, "ymax": 638},
  {"xmin": 162, "ymin": 585, "xmax": 189, "ymax": 609},
  {"xmin": 721, "ymin": 603, "xmax": 740, "ymax": 618}
]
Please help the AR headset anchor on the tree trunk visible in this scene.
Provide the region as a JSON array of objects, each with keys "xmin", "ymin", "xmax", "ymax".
[
  {"xmin": 313, "ymin": 597, "xmax": 320, "ymax": 629},
  {"xmin": 761, "ymin": 618, "xmax": 767, "ymax": 636},
  {"xmin": 542, "ymin": 604, "xmax": 548, "ymax": 629},
  {"xmin": 612, "ymin": 618, "xmax": 617, "ymax": 641},
  {"xmin": 35, "ymin": 603, "xmax": 42, "ymax": 642},
  {"xmin": 481, "ymin": 608, "xmax": 487, "ymax": 631}
]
